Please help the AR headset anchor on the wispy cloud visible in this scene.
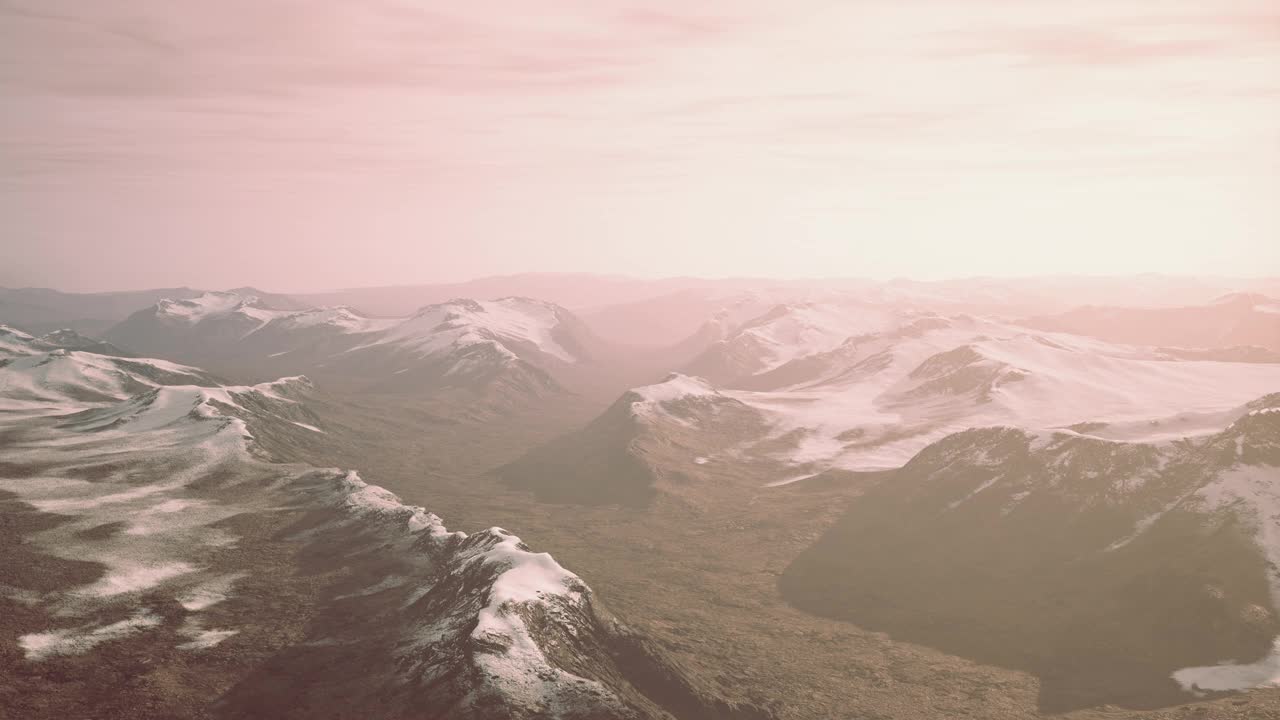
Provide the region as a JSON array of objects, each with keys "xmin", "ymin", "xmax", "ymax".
[{"xmin": 1, "ymin": 0, "xmax": 1277, "ymax": 288}]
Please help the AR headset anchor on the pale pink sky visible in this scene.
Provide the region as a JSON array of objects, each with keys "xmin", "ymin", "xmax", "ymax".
[{"xmin": 2, "ymin": 1, "xmax": 1278, "ymax": 291}]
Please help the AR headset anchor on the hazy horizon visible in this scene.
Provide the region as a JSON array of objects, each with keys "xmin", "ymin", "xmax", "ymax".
[
  {"xmin": 4, "ymin": 1, "xmax": 1279, "ymax": 291},
  {"xmin": 6, "ymin": 269, "xmax": 1280, "ymax": 297}
]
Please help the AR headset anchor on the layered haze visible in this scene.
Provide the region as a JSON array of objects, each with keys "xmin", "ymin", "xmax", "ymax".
[{"xmin": 3, "ymin": 0, "xmax": 1279, "ymax": 290}]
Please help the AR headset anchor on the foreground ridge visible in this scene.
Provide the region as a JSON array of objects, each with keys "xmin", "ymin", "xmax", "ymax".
[{"xmin": 0, "ymin": 337, "xmax": 770, "ymax": 720}]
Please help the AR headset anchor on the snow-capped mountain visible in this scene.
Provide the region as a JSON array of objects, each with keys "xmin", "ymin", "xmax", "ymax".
[
  {"xmin": 105, "ymin": 291, "xmax": 393, "ymax": 365},
  {"xmin": 719, "ymin": 314, "xmax": 1280, "ymax": 480},
  {"xmin": 498, "ymin": 373, "xmax": 769, "ymax": 507},
  {"xmin": 1023, "ymin": 293, "xmax": 1280, "ymax": 352},
  {"xmin": 512, "ymin": 310, "xmax": 1280, "ymax": 498},
  {"xmin": 683, "ymin": 302, "xmax": 899, "ymax": 387},
  {"xmin": 104, "ymin": 292, "xmax": 607, "ymax": 398},
  {"xmin": 0, "ymin": 286, "xmax": 207, "ymax": 336},
  {"xmin": 360, "ymin": 297, "xmax": 585, "ymax": 364},
  {"xmin": 0, "ymin": 327, "xmax": 222, "ymax": 414},
  {"xmin": 0, "ymin": 324, "xmax": 131, "ymax": 359},
  {"xmin": 781, "ymin": 394, "xmax": 1280, "ymax": 711},
  {"xmin": 328, "ymin": 297, "xmax": 598, "ymax": 396},
  {"xmin": 0, "ymin": 347, "xmax": 772, "ymax": 720}
]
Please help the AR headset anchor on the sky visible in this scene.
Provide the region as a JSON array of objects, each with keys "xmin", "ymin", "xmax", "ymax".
[{"xmin": 1, "ymin": 0, "xmax": 1278, "ymax": 292}]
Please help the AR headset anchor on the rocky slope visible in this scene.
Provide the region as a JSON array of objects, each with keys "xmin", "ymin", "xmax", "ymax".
[
  {"xmin": 0, "ymin": 286, "xmax": 206, "ymax": 336},
  {"xmin": 0, "ymin": 342, "xmax": 770, "ymax": 720},
  {"xmin": 1, "ymin": 325, "xmax": 131, "ymax": 359},
  {"xmin": 681, "ymin": 300, "xmax": 896, "ymax": 387},
  {"xmin": 104, "ymin": 292, "xmax": 612, "ymax": 400},
  {"xmin": 326, "ymin": 297, "xmax": 597, "ymax": 396},
  {"xmin": 497, "ymin": 374, "xmax": 768, "ymax": 508},
  {"xmin": 104, "ymin": 291, "xmax": 390, "ymax": 368},
  {"xmin": 0, "ymin": 326, "xmax": 223, "ymax": 413},
  {"xmin": 782, "ymin": 395, "xmax": 1280, "ymax": 712}
]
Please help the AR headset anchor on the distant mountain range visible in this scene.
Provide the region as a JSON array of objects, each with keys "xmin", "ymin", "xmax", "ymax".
[
  {"xmin": 7, "ymin": 273, "xmax": 1279, "ymax": 346},
  {"xmin": 101, "ymin": 291, "xmax": 616, "ymax": 402},
  {"xmin": 503, "ymin": 306, "xmax": 1280, "ymax": 502},
  {"xmin": 6, "ymin": 274, "xmax": 1280, "ymax": 715},
  {"xmin": 1024, "ymin": 292, "xmax": 1280, "ymax": 353}
]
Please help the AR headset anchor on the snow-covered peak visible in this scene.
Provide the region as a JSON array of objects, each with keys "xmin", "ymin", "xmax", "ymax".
[
  {"xmin": 38, "ymin": 328, "xmax": 89, "ymax": 345},
  {"xmin": 272, "ymin": 306, "xmax": 395, "ymax": 334},
  {"xmin": 368, "ymin": 297, "xmax": 578, "ymax": 364},
  {"xmin": 687, "ymin": 301, "xmax": 900, "ymax": 384},
  {"xmin": 626, "ymin": 373, "xmax": 733, "ymax": 426},
  {"xmin": 155, "ymin": 291, "xmax": 258, "ymax": 323},
  {"xmin": 61, "ymin": 385, "xmax": 254, "ymax": 434},
  {"xmin": 0, "ymin": 348, "xmax": 220, "ymax": 416},
  {"xmin": 454, "ymin": 526, "xmax": 597, "ymax": 709},
  {"xmin": 701, "ymin": 313, "xmax": 1280, "ymax": 475},
  {"xmin": 0, "ymin": 324, "xmax": 37, "ymax": 357},
  {"xmin": 736, "ymin": 303, "xmax": 893, "ymax": 366},
  {"xmin": 142, "ymin": 293, "xmax": 395, "ymax": 343},
  {"xmin": 0, "ymin": 324, "xmax": 34, "ymax": 340},
  {"xmin": 632, "ymin": 373, "xmax": 721, "ymax": 404}
]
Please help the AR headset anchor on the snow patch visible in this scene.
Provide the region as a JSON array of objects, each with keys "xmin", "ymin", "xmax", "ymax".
[
  {"xmin": 177, "ymin": 628, "xmax": 239, "ymax": 650},
  {"xmin": 338, "ymin": 471, "xmax": 448, "ymax": 535},
  {"xmin": 628, "ymin": 374, "xmax": 724, "ymax": 426},
  {"xmin": 1174, "ymin": 637, "xmax": 1280, "ymax": 693},
  {"xmin": 84, "ymin": 562, "xmax": 196, "ymax": 597},
  {"xmin": 19, "ymin": 611, "xmax": 161, "ymax": 661},
  {"xmin": 720, "ymin": 316, "xmax": 1280, "ymax": 476},
  {"xmin": 357, "ymin": 297, "xmax": 578, "ymax": 364},
  {"xmin": 177, "ymin": 574, "xmax": 244, "ymax": 611},
  {"xmin": 1172, "ymin": 465, "xmax": 1280, "ymax": 691}
]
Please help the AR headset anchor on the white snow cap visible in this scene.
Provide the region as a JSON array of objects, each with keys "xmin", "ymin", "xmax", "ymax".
[
  {"xmin": 632, "ymin": 373, "xmax": 721, "ymax": 403},
  {"xmin": 156, "ymin": 291, "xmax": 253, "ymax": 323},
  {"xmin": 364, "ymin": 297, "xmax": 578, "ymax": 363}
]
